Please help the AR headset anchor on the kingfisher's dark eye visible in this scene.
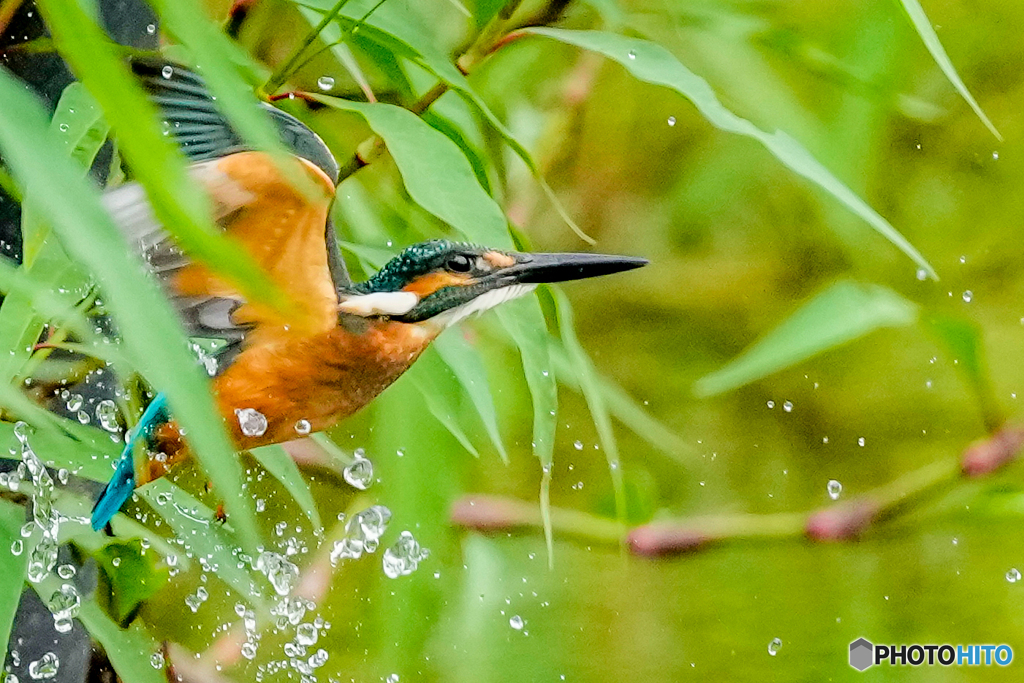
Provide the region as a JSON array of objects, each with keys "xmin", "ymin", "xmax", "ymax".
[{"xmin": 446, "ymin": 255, "xmax": 472, "ymax": 272}]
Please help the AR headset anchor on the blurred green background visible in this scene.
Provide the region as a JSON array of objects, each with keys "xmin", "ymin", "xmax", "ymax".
[{"xmin": 7, "ymin": 0, "xmax": 1024, "ymax": 680}]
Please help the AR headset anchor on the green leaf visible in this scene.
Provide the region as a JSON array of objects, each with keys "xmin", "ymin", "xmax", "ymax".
[
  {"xmin": 522, "ymin": 27, "xmax": 938, "ymax": 279},
  {"xmin": 35, "ymin": 0, "xmax": 293, "ymax": 314},
  {"xmin": 548, "ymin": 288, "xmax": 625, "ymax": 528},
  {"xmin": 0, "ymin": 64, "xmax": 262, "ymax": 552},
  {"xmin": 77, "ymin": 601, "xmax": 166, "ymax": 683},
  {"xmin": 496, "ymin": 299, "xmax": 557, "ymax": 469},
  {"xmin": 50, "ymin": 82, "xmax": 110, "ymax": 170},
  {"xmin": 311, "ymin": 95, "xmax": 510, "ymax": 246},
  {"xmin": 695, "ymin": 280, "xmax": 918, "ymax": 396},
  {"xmin": 0, "ymin": 499, "xmax": 27, "ymax": 659},
  {"xmin": 251, "ymin": 444, "xmax": 323, "ymax": 531},
  {"xmin": 897, "ymin": 0, "xmax": 1001, "ymax": 141},
  {"xmin": 924, "ymin": 314, "xmax": 1002, "ymax": 431},
  {"xmin": 95, "ymin": 539, "xmax": 168, "ymax": 624},
  {"xmin": 433, "ymin": 335, "xmax": 507, "ymax": 462},
  {"xmin": 408, "ymin": 362, "xmax": 481, "ymax": 459}
]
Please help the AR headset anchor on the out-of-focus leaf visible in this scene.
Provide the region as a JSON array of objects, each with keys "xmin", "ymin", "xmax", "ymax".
[
  {"xmin": 433, "ymin": 335, "xmax": 507, "ymax": 462},
  {"xmin": 251, "ymin": 444, "xmax": 323, "ymax": 531},
  {"xmin": 523, "ymin": 28, "xmax": 938, "ymax": 279},
  {"xmin": 138, "ymin": 479, "xmax": 265, "ymax": 609},
  {"xmin": 0, "ymin": 64, "xmax": 261, "ymax": 552},
  {"xmin": 311, "ymin": 95, "xmax": 510, "ymax": 246},
  {"xmin": 695, "ymin": 280, "xmax": 918, "ymax": 396},
  {"xmin": 96, "ymin": 538, "xmax": 168, "ymax": 624},
  {"xmin": 409, "ymin": 371, "xmax": 481, "ymax": 459},
  {"xmin": 548, "ymin": 288, "xmax": 625, "ymax": 527},
  {"xmin": 897, "ymin": 0, "xmax": 1001, "ymax": 140},
  {"xmin": 924, "ymin": 314, "xmax": 1001, "ymax": 431},
  {"xmin": 495, "ymin": 298, "xmax": 557, "ymax": 559},
  {"xmin": 35, "ymin": 0, "xmax": 293, "ymax": 314},
  {"xmin": 49, "ymin": 82, "xmax": 110, "ymax": 171},
  {"xmin": 0, "ymin": 499, "xmax": 26, "ymax": 658},
  {"xmin": 77, "ymin": 601, "xmax": 165, "ymax": 683},
  {"xmin": 549, "ymin": 344, "xmax": 694, "ymax": 463}
]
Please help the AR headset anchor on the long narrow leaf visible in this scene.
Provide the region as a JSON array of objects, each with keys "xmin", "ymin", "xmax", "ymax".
[
  {"xmin": 251, "ymin": 444, "xmax": 323, "ymax": 531},
  {"xmin": 523, "ymin": 28, "xmax": 938, "ymax": 279},
  {"xmin": 0, "ymin": 499, "xmax": 27, "ymax": 659},
  {"xmin": 898, "ymin": 0, "xmax": 1001, "ymax": 140},
  {"xmin": 695, "ymin": 280, "xmax": 918, "ymax": 396},
  {"xmin": 433, "ymin": 335, "xmax": 508, "ymax": 462}
]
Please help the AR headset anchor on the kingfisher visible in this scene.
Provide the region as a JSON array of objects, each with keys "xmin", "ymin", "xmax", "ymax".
[{"xmin": 88, "ymin": 60, "xmax": 646, "ymax": 530}]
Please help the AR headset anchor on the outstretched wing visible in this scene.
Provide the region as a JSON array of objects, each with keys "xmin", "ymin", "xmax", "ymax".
[{"xmin": 102, "ymin": 150, "xmax": 340, "ymax": 351}]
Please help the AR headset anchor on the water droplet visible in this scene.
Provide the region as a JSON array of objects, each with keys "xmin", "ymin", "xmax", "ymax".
[
  {"xmin": 382, "ymin": 530, "xmax": 429, "ymax": 579},
  {"xmin": 95, "ymin": 400, "xmax": 120, "ymax": 432},
  {"xmin": 768, "ymin": 638, "xmax": 782, "ymax": 656},
  {"xmin": 28, "ymin": 534, "xmax": 58, "ymax": 583},
  {"xmin": 627, "ymin": 50, "xmax": 636, "ymax": 60},
  {"xmin": 962, "ymin": 290, "xmax": 973, "ymax": 303},
  {"xmin": 782, "ymin": 401, "xmax": 793, "ymax": 413},
  {"xmin": 1007, "ymin": 568, "xmax": 1020, "ymax": 583},
  {"xmin": 857, "ymin": 437, "xmax": 865, "ymax": 447},
  {"xmin": 317, "ymin": 76, "xmax": 335, "ymax": 91},
  {"xmin": 11, "ymin": 539, "xmax": 22, "ymax": 555},
  {"xmin": 827, "ymin": 480, "xmax": 842, "ymax": 500},
  {"xmin": 667, "ymin": 116, "xmax": 676, "ymax": 127},
  {"xmin": 296, "ymin": 622, "xmax": 318, "ymax": 646},
  {"xmin": 48, "ymin": 584, "xmax": 80, "ymax": 632},
  {"xmin": 255, "ymin": 551, "xmax": 298, "ymax": 595},
  {"xmin": 150, "ymin": 651, "xmax": 165, "ymax": 669},
  {"xmin": 28, "ymin": 652, "xmax": 59, "ymax": 679},
  {"xmin": 343, "ymin": 452, "xmax": 373, "ymax": 490},
  {"xmin": 766, "ymin": 400, "xmax": 775, "ymax": 409},
  {"xmin": 146, "ymin": 23, "xmax": 156, "ymax": 34},
  {"xmin": 241, "ymin": 642, "xmax": 258, "ymax": 659},
  {"xmin": 65, "ymin": 393, "xmax": 83, "ymax": 412},
  {"xmin": 58, "ymin": 123, "xmax": 68, "ymax": 133},
  {"xmin": 330, "ymin": 505, "xmax": 391, "ymax": 563},
  {"xmin": 509, "ymin": 615, "xmax": 524, "ymax": 630},
  {"xmin": 161, "ymin": 65, "xmax": 173, "ymax": 79},
  {"xmin": 916, "ymin": 268, "xmax": 927, "ymax": 281},
  {"xmin": 56, "ymin": 564, "xmax": 75, "ymax": 580},
  {"xmin": 386, "ymin": 674, "xmax": 400, "ymax": 683},
  {"xmin": 993, "ymin": 151, "xmax": 999, "ymax": 160},
  {"xmin": 294, "ymin": 419, "xmax": 311, "ymax": 435},
  {"xmin": 236, "ymin": 408, "xmax": 268, "ymax": 437}
]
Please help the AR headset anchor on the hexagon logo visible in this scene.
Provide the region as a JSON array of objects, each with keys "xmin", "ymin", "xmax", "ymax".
[{"xmin": 850, "ymin": 638, "xmax": 874, "ymax": 671}]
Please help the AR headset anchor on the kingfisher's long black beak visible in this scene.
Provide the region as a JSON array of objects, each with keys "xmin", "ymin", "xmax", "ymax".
[{"xmin": 503, "ymin": 252, "xmax": 648, "ymax": 285}]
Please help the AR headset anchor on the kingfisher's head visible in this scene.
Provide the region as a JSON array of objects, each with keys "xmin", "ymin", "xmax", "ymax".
[{"xmin": 338, "ymin": 240, "xmax": 647, "ymax": 328}]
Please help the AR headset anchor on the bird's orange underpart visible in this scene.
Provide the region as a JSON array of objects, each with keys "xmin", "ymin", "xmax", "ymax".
[
  {"xmin": 215, "ymin": 318, "xmax": 438, "ymax": 448},
  {"xmin": 401, "ymin": 271, "xmax": 474, "ymax": 298},
  {"xmin": 171, "ymin": 151, "xmax": 338, "ymax": 337},
  {"xmin": 482, "ymin": 251, "xmax": 516, "ymax": 268}
]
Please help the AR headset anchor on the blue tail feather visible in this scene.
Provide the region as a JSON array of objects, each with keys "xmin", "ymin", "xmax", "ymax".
[{"xmin": 90, "ymin": 393, "xmax": 169, "ymax": 531}]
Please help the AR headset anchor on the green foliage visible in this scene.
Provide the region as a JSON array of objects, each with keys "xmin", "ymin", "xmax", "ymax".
[{"xmin": 0, "ymin": 0, "xmax": 1009, "ymax": 679}]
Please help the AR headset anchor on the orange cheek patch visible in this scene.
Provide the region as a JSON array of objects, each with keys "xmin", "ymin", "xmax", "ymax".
[
  {"xmin": 483, "ymin": 251, "xmax": 516, "ymax": 268},
  {"xmin": 402, "ymin": 271, "xmax": 474, "ymax": 297}
]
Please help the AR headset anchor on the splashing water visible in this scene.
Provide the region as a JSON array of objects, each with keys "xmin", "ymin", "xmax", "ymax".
[
  {"xmin": 330, "ymin": 505, "xmax": 391, "ymax": 564},
  {"xmin": 382, "ymin": 531, "xmax": 430, "ymax": 579},
  {"xmin": 95, "ymin": 400, "xmax": 120, "ymax": 432},
  {"xmin": 255, "ymin": 551, "xmax": 299, "ymax": 596},
  {"xmin": 343, "ymin": 449, "xmax": 374, "ymax": 490},
  {"xmin": 16, "ymin": 424, "xmax": 61, "ymax": 584}
]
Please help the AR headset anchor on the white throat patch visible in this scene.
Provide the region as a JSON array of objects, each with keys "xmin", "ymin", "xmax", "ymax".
[
  {"xmin": 431, "ymin": 283, "xmax": 538, "ymax": 329},
  {"xmin": 338, "ymin": 291, "xmax": 419, "ymax": 317}
]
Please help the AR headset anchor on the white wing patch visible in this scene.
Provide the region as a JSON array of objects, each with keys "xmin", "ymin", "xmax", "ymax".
[
  {"xmin": 338, "ymin": 291, "xmax": 420, "ymax": 317},
  {"xmin": 431, "ymin": 283, "xmax": 537, "ymax": 329}
]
